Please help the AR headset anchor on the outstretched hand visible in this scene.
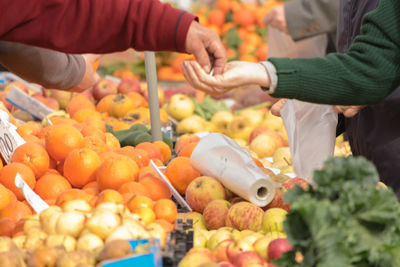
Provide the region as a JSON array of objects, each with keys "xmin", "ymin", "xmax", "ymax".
[
  {"xmin": 185, "ymin": 21, "xmax": 227, "ymax": 75},
  {"xmin": 181, "ymin": 60, "xmax": 270, "ymax": 96}
]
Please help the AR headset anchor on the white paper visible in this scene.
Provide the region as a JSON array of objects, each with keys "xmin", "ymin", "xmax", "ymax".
[
  {"xmin": 15, "ymin": 174, "xmax": 49, "ymax": 214},
  {"xmin": 0, "ymin": 110, "xmax": 25, "ymax": 163},
  {"xmin": 190, "ymin": 133, "xmax": 277, "ymax": 207}
]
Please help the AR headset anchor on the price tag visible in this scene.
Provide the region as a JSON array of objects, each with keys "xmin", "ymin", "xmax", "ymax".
[
  {"xmin": 6, "ymin": 86, "xmax": 54, "ymax": 120},
  {"xmin": 15, "ymin": 174, "xmax": 49, "ymax": 214},
  {"xmin": 0, "ymin": 117, "xmax": 22, "ymax": 163},
  {"xmin": 149, "ymin": 160, "xmax": 192, "ymax": 212},
  {"xmin": 105, "ymin": 75, "xmax": 121, "ymax": 84}
]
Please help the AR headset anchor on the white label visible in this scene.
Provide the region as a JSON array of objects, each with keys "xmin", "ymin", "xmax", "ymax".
[
  {"xmin": 0, "ymin": 118, "xmax": 20, "ymax": 163},
  {"xmin": 149, "ymin": 160, "xmax": 192, "ymax": 212},
  {"xmin": 6, "ymin": 86, "xmax": 54, "ymax": 120},
  {"xmin": 15, "ymin": 174, "xmax": 49, "ymax": 214},
  {"xmin": 105, "ymin": 75, "xmax": 121, "ymax": 84}
]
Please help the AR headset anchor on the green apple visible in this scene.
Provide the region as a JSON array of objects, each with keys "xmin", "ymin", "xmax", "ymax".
[
  {"xmin": 167, "ymin": 93, "xmax": 194, "ymax": 121},
  {"xmin": 250, "ymin": 134, "xmax": 278, "ymax": 158},
  {"xmin": 227, "ymin": 115, "xmax": 254, "ymax": 141},
  {"xmin": 176, "ymin": 115, "xmax": 208, "ymax": 134},
  {"xmin": 193, "ymin": 229, "xmax": 207, "ymax": 248},
  {"xmin": 211, "ymin": 110, "xmax": 234, "ymax": 135},
  {"xmin": 273, "ymin": 147, "xmax": 291, "ymax": 164},
  {"xmin": 262, "ymin": 208, "xmax": 287, "ymax": 233}
]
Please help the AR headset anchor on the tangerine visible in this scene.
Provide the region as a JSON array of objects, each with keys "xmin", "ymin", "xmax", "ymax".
[
  {"xmin": 11, "ymin": 142, "xmax": 50, "ymax": 178},
  {"xmin": 34, "ymin": 173, "xmax": 72, "ymax": 200},
  {"xmin": 0, "ymin": 163, "xmax": 36, "ymax": 201},
  {"xmin": 97, "ymin": 157, "xmax": 139, "ymax": 190},
  {"xmin": 153, "ymin": 199, "xmax": 178, "ymax": 223},
  {"xmin": 164, "ymin": 157, "xmax": 201, "ymax": 195}
]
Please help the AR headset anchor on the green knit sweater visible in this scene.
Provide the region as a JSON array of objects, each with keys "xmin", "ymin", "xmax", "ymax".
[{"xmin": 268, "ymin": 0, "xmax": 400, "ymax": 105}]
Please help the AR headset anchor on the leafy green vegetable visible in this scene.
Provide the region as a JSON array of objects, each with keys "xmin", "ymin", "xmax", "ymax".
[
  {"xmin": 275, "ymin": 156, "xmax": 400, "ymax": 267},
  {"xmin": 191, "ymin": 95, "xmax": 229, "ymax": 121}
]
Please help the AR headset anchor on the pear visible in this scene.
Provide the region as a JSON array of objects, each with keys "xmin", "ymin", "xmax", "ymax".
[
  {"xmin": 177, "ymin": 115, "xmax": 208, "ymax": 134},
  {"xmin": 211, "ymin": 110, "xmax": 234, "ymax": 135}
]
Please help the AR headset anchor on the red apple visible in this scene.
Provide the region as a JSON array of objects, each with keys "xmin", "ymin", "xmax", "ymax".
[
  {"xmin": 233, "ymin": 251, "xmax": 265, "ymax": 267},
  {"xmin": 185, "ymin": 176, "xmax": 226, "ymax": 213},
  {"xmin": 186, "ymin": 247, "xmax": 216, "ymax": 261},
  {"xmin": 225, "ymin": 202, "xmax": 264, "ymax": 231},
  {"xmin": 213, "ymin": 239, "xmax": 234, "ymax": 262},
  {"xmin": 267, "ymin": 238, "xmax": 293, "ymax": 262},
  {"xmin": 92, "ymin": 78, "xmax": 118, "ymax": 101},
  {"xmin": 249, "ymin": 125, "xmax": 271, "ymax": 144},
  {"xmin": 118, "ymin": 78, "xmax": 141, "ymax": 94},
  {"xmin": 263, "ymin": 189, "xmax": 290, "ymax": 212},
  {"xmin": 226, "ymin": 239, "xmax": 255, "ymax": 263},
  {"xmin": 203, "ymin": 200, "xmax": 231, "ymax": 230},
  {"xmin": 282, "ymin": 178, "xmax": 309, "ymax": 192}
]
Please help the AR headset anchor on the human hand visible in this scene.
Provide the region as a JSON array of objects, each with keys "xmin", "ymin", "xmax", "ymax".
[
  {"xmin": 333, "ymin": 105, "xmax": 365, "ymax": 117},
  {"xmin": 270, "ymin": 99, "xmax": 288, "ymax": 117},
  {"xmin": 263, "ymin": 5, "xmax": 289, "ymax": 34},
  {"xmin": 69, "ymin": 54, "xmax": 101, "ymax": 92},
  {"xmin": 185, "ymin": 21, "xmax": 227, "ymax": 75},
  {"xmin": 181, "ymin": 61, "xmax": 270, "ymax": 96}
]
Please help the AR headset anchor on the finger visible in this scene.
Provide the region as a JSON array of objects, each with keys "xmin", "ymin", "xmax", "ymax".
[
  {"xmin": 191, "ymin": 42, "xmax": 211, "ymax": 74},
  {"xmin": 190, "ymin": 61, "xmax": 227, "ymax": 94},
  {"xmin": 263, "ymin": 11, "xmax": 274, "ymax": 26},
  {"xmin": 183, "ymin": 61, "xmax": 214, "ymax": 93},
  {"xmin": 207, "ymin": 37, "xmax": 227, "ymax": 75},
  {"xmin": 270, "ymin": 99, "xmax": 287, "ymax": 117}
]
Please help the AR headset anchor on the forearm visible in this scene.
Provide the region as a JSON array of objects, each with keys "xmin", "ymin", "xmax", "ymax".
[
  {"xmin": 285, "ymin": 0, "xmax": 339, "ymax": 41},
  {"xmin": 0, "ymin": 0, "xmax": 195, "ymax": 54},
  {"xmin": 0, "ymin": 42, "xmax": 85, "ymax": 89},
  {"xmin": 269, "ymin": 0, "xmax": 400, "ymax": 105}
]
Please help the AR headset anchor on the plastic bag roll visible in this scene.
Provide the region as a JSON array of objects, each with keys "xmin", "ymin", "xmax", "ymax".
[{"xmin": 190, "ymin": 133, "xmax": 276, "ymax": 207}]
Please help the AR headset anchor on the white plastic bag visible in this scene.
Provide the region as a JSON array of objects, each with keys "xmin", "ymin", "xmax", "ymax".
[{"xmin": 267, "ymin": 27, "xmax": 338, "ymax": 181}]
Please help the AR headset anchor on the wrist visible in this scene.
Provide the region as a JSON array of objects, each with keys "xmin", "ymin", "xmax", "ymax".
[{"xmin": 256, "ymin": 63, "xmax": 271, "ymax": 88}]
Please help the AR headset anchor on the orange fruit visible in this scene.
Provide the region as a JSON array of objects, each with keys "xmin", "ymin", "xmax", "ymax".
[
  {"xmin": 177, "ymin": 142, "xmax": 198, "ymax": 158},
  {"xmin": 0, "ymin": 218, "xmax": 16, "ymax": 237},
  {"xmin": 153, "ymin": 141, "xmax": 171, "ymax": 164},
  {"xmin": 0, "ymin": 163, "xmax": 36, "ymax": 201},
  {"xmin": 45, "ymin": 124, "xmax": 85, "ymax": 161},
  {"xmin": 0, "ymin": 201, "xmax": 32, "ymax": 222},
  {"xmin": 114, "ymin": 146, "xmax": 142, "ymax": 168},
  {"xmin": 82, "ymin": 181, "xmax": 98, "ymax": 190},
  {"xmin": 63, "ymin": 148, "xmax": 102, "ymax": 188},
  {"xmin": 175, "ymin": 134, "xmax": 200, "ymax": 154},
  {"xmin": 139, "ymin": 176, "xmax": 171, "ymax": 201},
  {"xmin": 0, "ymin": 183, "xmax": 11, "ymax": 210},
  {"xmin": 22, "ymin": 135, "xmax": 42, "ymax": 144},
  {"xmin": 105, "ymin": 132, "xmax": 121, "ymax": 150},
  {"xmin": 157, "ymin": 66, "xmax": 175, "ymax": 81},
  {"xmin": 153, "ymin": 199, "xmax": 178, "ymax": 223},
  {"xmin": 133, "ymin": 148, "xmax": 150, "ymax": 167},
  {"xmin": 34, "ymin": 173, "xmax": 72, "ymax": 200},
  {"xmin": 55, "ymin": 189, "xmax": 95, "ymax": 207},
  {"xmin": 135, "ymin": 142, "xmax": 163, "ymax": 161},
  {"xmin": 66, "ymin": 95, "xmax": 95, "ymax": 117},
  {"xmin": 257, "ymin": 43, "xmax": 268, "ymax": 61},
  {"xmin": 154, "ymin": 219, "xmax": 174, "ymax": 233},
  {"xmin": 118, "ymin": 181, "xmax": 151, "ymax": 198},
  {"xmin": 97, "ymin": 157, "xmax": 139, "ymax": 190},
  {"xmin": 233, "ymin": 9, "xmax": 255, "ymax": 27},
  {"xmin": 73, "ymin": 109, "xmax": 102, "ymax": 123},
  {"xmin": 164, "ymin": 157, "xmax": 201, "ymax": 195},
  {"xmin": 96, "ymin": 189, "xmax": 123, "ymax": 205},
  {"xmin": 208, "ymin": 9, "xmax": 225, "ymax": 27},
  {"xmin": 11, "ymin": 142, "xmax": 50, "ymax": 178},
  {"xmin": 126, "ymin": 92, "xmax": 147, "ymax": 109},
  {"xmin": 127, "ymin": 195, "xmax": 154, "ymax": 212},
  {"xmin": 81, "ymin": 125, "xmax": 106, "ymax": 141},
  {"xmin": 109, "ymin": 94, "xmax": 134, "ymax": 118},
  {"xmin": 84, "ymin": 136, "xmax": 107, "ymax": 154},
  {"xmin": 134, "ymin": 207, "xmax": 156, "ymax": 224},
  {"xmin": 96, "ymin": 94, "xmax": 116, "ymax": 113},
  {"xmin": 138, "ymin": 167, "xmax": 157, "ymax": 180},
  {"xmin": 99, "ymin": 151, "xmax": 126, "ymax": 162},
  {"xmin": 16, "ymin": 121, "xmax": 42, "ymax": 137},
  {"xmin": 84, "ymin": 117, "xmax": 106, "ymax": 132}
]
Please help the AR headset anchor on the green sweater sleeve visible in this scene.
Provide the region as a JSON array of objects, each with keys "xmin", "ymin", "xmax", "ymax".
[{"xmin": 268, "ymin": 0, "xmax": 400, "ymax": 105}]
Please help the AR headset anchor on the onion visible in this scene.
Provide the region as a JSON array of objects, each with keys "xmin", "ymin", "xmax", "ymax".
[
  {"xmin": 56, "ymin": 212, "xmax": 86, "ymax": 238},
  {"xmin": 46, "ymin": 234, "xmax": 76, "ymax": 251},
  {"xmin": 76, "ymin": 233, "xmax": 104, "ymax": 251},
  {"xmin": 62, "ymin": 199, "xmax": 92, "ymax": 214},
  {"xmin": 86, "ymin": 212, "xmax": 121, "ymax": 240}
]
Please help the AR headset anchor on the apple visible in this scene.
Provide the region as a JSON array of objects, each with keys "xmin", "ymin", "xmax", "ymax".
[
  {"xmin": 92, "ymin": 78, "xmax": 118, "ymax": 101},
  {"xmin": 49, "ymin": 90, "xmax": 73, "ymax": 109},
  {"xmin": 263, "ymin": 189, "xmax": 290, "ymax": 212},
  {"xmin": 278, "ymin": 127, "xmax": 289, "ymax": 146},
  {"xmin": 227, "ymin": 115, "xmax": 254, "ymax": 142},
  {"xmin": 219, "ymin": 262, "xmax": 235, "ymax": 267},
  {"xmin": 178, "ymin": 212, "xmax": 207, "ymax": 230},
  {"xmin": 4, "ymin": 81, "xmax": 28, "ymax": 93},
  {"xmin": 210, "ymin": 110, "xmax": 234, "ymax": 136},
  {"xmin": 212, "ymin": 238, "xmax": 234, "ymax": 262},
  {"xmin": 175, "ymin": 134, "xmax": 201, "ymax": 154},
  {"xmin": 253, "ymin": 235, "xmax": 275, "ymax": 260},
  {"xmin": 186, "ymin": 247, "xmax": 216, "ymax": 261},
  {"xmin": 250, "ymin": 134, "xmax": 278, "ymax": 158},
  {"xmin": 262, "ymin": 208, "xmax": 287, "ymax": 234},
  {"xmin": 193, "ymin": 229, "xmax": 208, "ymax": 248},
  {"xmin": 225, "ymin": 202, "xmax": 264, "ymax": 231},
  {"xmin": 32, "ymin": 93, "xmax": 59, "ymax": 110},
  {"xmin": 280, "ymin": 165, "xmax": 295, "ymax": 174},
  {"xmin": 261, "ymin": 111, "xmax": 283, "ymax": 131},
  {"xmin": 233, "ymin": 251, "xmax": 265, "ymax": 267},
  {"xmin": 229, "ymin": 196, "xmax": 247, "ymax": 205},
  {"xmin": 176, "ymin": 115, "xmax": 208, "ymax": 134},
  {"xmin": 240, "ymin": 109, "xmax": 265, "ymax": 127},
  {"xmin": 203, "ymin": 200, "xmax": 231, "ymax": 230},
  {"xmin": 185, "ymin": 176, "xmax": 226, "ymax": 213},
  {"xmin": 249, "ymin": 125, "xmax": 271, "ymax": 144},
  {"xmin": 179, "ymin": 248, "xmax": 216, "ymax": 267},
  {"xmin": 206, "ymin": 228, "xmax": 238, "ymax": 250},
  {"xmin": 240, "ymin": 232, "xmax": 264, "ymax": 245},
  {"xmin": 167, "ymin": 93, "xmax": 194, "ymax": 121},
  {"xmin": 267, "ymin": 238, "xmax": 293, "ymax": 262},
  {"xmin": 226, "ymin": 238, "xmax": 254, "ymax": 263},
  {"xmin": 282, "ymin": 178, "xmax": 309, "ymax": 192},
  {"xmin": 272, "ymin": 147, "xmax": 291, "ymax": 165},
  {"xmin": 118, "ymin": 78, "xmax": 141, "ymax": 94}
]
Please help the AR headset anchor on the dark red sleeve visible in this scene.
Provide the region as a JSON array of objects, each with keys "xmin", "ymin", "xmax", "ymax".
[{"xmin": 0, "ymin": 0, "xmax": 195, "ymax": 53}]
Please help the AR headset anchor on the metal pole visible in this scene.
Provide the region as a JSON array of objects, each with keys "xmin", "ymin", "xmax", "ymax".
[{"xmin": 144, "ymin": 51, "xmax": 162, "ymax": 141}]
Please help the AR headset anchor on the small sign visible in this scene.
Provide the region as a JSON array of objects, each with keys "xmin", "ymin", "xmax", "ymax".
[
  {"xmin": 6, "ymin": 86, "xmax": 54, "ymax": 120},
  {"xmin": 15, "ymin": 174, "xmax": 49, "ymax": 214},
  {"xmin": 0, "ymin": 118, "xmax": 20, "ymax": 163},
  {"xmin": 149, "ymin": 160, "xmax": 192, "ymax": 212},
  {"xmin": 105, "ymin": 75, "xmax": 121, "ymax": 84}
]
